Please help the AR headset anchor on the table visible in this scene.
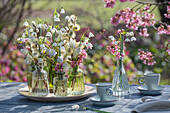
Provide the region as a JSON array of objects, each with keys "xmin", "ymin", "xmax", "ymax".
[{"xmin": 0, "ymin": 82, "xmax": 169, "ymax": 113}]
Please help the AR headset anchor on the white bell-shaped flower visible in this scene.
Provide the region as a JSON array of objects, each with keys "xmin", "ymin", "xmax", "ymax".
[
  {"xmin": 57, "ymin": 56, "xmax": 63, "ymax": 63},
  {"xmin": 131, "ymin": 37, "xmax": 136, "ymax": 41},
  {"xmin": 46, "ymin": 32, "xmax": 52, "ymax": 37},
  {"xmin": 125, "ymin": 38, "xmax": 130, "ymax": 42},
  {"xmin": 21, "ymin": 49, "xmax": 28, "ymax": 55},
  {"xmin": 47, "ymin": 49, "xmax": 57, "ymax": 57},
  {"xmin": 23, "ymin": 21, "xmax": 29, "ymax": 27},
  {"xmin": 52, "ymin": 43, "xmax": 58, "ymax": 47},
  {"xmin": 60, "ymin": 8, "xmax": 65, "ymax": 14},
  {"xmin": 89, "ymin": 32, "xmax": 94, "ymax": 38},
  {"xmin": 108, "ymin": 36, "xmax": 115, "ymax": 41}
]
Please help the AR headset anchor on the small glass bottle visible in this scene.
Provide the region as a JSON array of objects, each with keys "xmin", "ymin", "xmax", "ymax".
[
  {"xmin": 53, "ymin": 71, "xmax": 67, "ymax": 96},
  {"xmin": 112, "ymin": 58, "xmax": 130, "ymax": 96},
  {"xmin": 31, "ymin": 64, "xmax": 49, "ymax": 96}
]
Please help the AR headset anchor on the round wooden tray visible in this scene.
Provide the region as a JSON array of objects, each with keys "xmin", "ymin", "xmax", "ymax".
[{"xmin": 18, "ymin": 85, "xmax": 95, "ymax": 102}]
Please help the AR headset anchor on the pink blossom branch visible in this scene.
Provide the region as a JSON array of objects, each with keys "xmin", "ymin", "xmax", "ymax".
[{"xmin": 153, "ymin": 54, "xmax": 170, "ymax": 63}]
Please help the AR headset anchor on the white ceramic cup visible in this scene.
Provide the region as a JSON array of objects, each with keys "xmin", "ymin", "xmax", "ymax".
[
  {"xmin": 96, "ymin": 83, "xmax": 113, "ymax": 101},
  {"xmin": 138, "ymin": 73, "xmax": 160, "ymax": 90}
]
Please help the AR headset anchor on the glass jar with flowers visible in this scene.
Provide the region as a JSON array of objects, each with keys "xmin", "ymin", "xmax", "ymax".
[
  {"xmin": 17, "ymin": 18, "xmax": 50, "ymax": 95},
  {"xmin": 68, "ymin": 65, "xmax": 84, "ymax": 95},
  {"xmin": 67, "ymin": 32, "xmax": 94, "ymax": 95},
  {"xmin": 32, "ymin": 58, "xmax": 49, "ymax": 96},
  {"xmin": 53, "ymin": 63, "xmax": 67, "ymax": 96}
]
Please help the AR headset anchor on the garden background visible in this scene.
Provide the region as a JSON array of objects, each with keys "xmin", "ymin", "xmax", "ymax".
[{"xmin": 0, "ymin": 0, "xmax": 169, "ymax": 84}]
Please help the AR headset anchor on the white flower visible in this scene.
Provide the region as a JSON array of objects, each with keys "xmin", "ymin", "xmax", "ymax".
[
  {"xmin": 57, "ymin": 30, "xmax": 62, "ymax": 34},
  {"xmin": 47, "ymin": 49, "xmax": 57, "ymax": 57},
  {"xmin": 46, "ymin": 32, "xmax": 52, "ymax": 37},
  {"xmin": 70, "ymin": 15, "xmax": 76, "ymax": 22},
  {"xmin": 25, "ymin": 54, "xmax": 32, "ymax": 64},
  {"xmin": 32, "ymin": 49, "xmax": 39, "ymax": 58},
  {"xmin": 65, "ymin": 26, "xmax": 69, "ymax": 31},
  {"xmin": 41, "ymin": 47, "xmax": 47, "ymax": 53},
  {"xmin": 61, "ymin": 28, "xmax": 66, "ymax": 32},
  {"xmin": 72, "ymin": 105, "xmax": 80, "ymax": 111},
  {"xmin": 22, "ymin": 33, "xmax": 26, "ymax": 37},
  {"xmin": 125, "ymin": 38, "xmax": 130, "ymax": 42},
  {"xmin": 84, "ymin": 37, "xmax": 89, "ymax": 43},
  {"xmin": 57, "ymin": 56, "xmax": 63, "ymax": 63},
  {"xmin": 39, "ymin": 36, "xmax": 44, "ymax": 40},
  {"xmin": 126, "ymin": 32, "xmax": 130, "ymax": 37},
  {"xmin": 36, "ymin": 28, "xmax": 39, "ymax": 33},
  {"xmin": 58, "ymin": 41, "xmax": 64, "ymax": 46},
  {"xmin": 74, "ymin": 24, "xmax": 80, "ymax": 31},
  {"xmin": 108, "ymin": 36, "xmax": 115, "ymax": 41},
  {"xmin": 54, "ymin": 15, "xmax": 60, "ymax": 22},
  {"xmin": 38, "ymin": 58, "xmax": 43, "ymax": 64},
  {"xmin": 31, "ymin": 21, "xmax": 36, "ymax": 27},
  {"xmin": 31, "ymin": 32, "xmax": 37, "ymax": 37},
  {"xmin": 65, "ymin": 16, "xmax": 69, "ymax": 21},
  {"xmin": 28, "ymin": 37, "xmax": 35, "ymax": 44},
  {"xmin": 17, "ymin": 38, "xmax": 25, "ymax": 43},
  {"xmin": 40, "ymin": 44, "xmax": 45, "ymax": 48},
  {"xmin": 86, "ymin": 43, "xmax": 93, "ymax": 49},
  {"xmin": 60, "ymin": 46, "xmax": 65, "ymax": 51},
  {"xmin": 129, "ymin": 32, "xmax": 134, "ymax": 36},
  {"xmin": 69, "ymin": 39, "xmax": 76, "ymax": 48},
  {"xmin": 52, "ymin": 43, "xmax": 58, "ymax": 47},
  {"xmin": 21, "ymin": 49, "xmax": 28, "ymax": 55},
  {"xmin": 29, "ymin": 29, "xmax": 33, "ymax": 33},
  {"xmin": 89, "ymin": 32, "xmax": 94, "ymax": 38},
  {"xmin": 60, "ymin": 8, "xmax": 65, "ymax": 14},
  {"xmin": 23, "ymin": 21, "xmax": 29, "ymax": 27},
  {"xmin": 131, "ymin": 37, "xmax": 136, "ymax": 41},
  {"xmin": 68, "ymin": 22, "xmax": 74, "ymax": 28},
  {"xmin": 43, "ymin": 24, "xmax": 48, "ymax": 29},
  {"xmin": 126, "ymin": 32, "xmax": 134, "ymax": 37},
  {"xmin": 51, "ymin": 28, "xmax": 57, "ymax": 34},
  {"xmin": 37, "ymin": 24, "xmax": 42, "ymax": 28}
]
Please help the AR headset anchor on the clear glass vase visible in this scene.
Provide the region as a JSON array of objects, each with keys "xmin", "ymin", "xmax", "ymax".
[
  {"xmin": 112, "ymin": 58, "xmax": 130, "ymax": 96},
  {"xmin": 68, "ymin": 68, "xmax": 85, "ymax": 95},
  {"xmin": 31, "ymin": 65, "xmax": 49, "ymax": 96},
  {"xmin": 53, "ymin": 71, "xmax": 67, "ymax": 96}
]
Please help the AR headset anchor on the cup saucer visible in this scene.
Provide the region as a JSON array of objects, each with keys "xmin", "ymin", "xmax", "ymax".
[
  {"xmin": 90, "ymin": 95, "xmax": 118, "ymax": 106},
  {"xmin": 137, "ymin": 85, "xmax": 166, "ymax": 95}
]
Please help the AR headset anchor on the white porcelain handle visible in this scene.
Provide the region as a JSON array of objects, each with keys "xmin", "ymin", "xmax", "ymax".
[{"xmin": 106, "ymin": 88, "xmax": 113, "ymax": 96}]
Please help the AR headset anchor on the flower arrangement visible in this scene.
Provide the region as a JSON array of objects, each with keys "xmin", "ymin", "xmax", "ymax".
[{"xmin": 16, "ymin": 7, "xmax": 93, "ymax": 95}]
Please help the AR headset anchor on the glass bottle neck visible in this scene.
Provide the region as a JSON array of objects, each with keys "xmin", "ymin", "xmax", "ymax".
[{"xmin": 117, "ymin": 58, "xmax": 123, "ymax": 67}]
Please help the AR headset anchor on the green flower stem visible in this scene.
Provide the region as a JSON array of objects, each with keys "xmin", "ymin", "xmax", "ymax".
[
  {"xmin": 119, "ymin": 34, "xmax": 124, "ymax": 76},
  {"xmin": 82, "ymin": 107, "xmax": 111, "ymax": 113},
  {"xmin": 53, "ymin": 32, "xmax": 56, "ymax": 43},
  {"xmin": 40, "ymin": 28, "xmax": 42, "ymax": 37},
  {"xmin": 59, "ymin": 46, "xmax": 61, "ymax": 56},
  {"xmin": 43, "ymin": 34, "xmax": 46, "ymax": 43}
]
